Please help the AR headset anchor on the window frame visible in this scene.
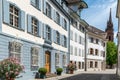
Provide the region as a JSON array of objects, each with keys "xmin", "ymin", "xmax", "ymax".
[
  {"xmin": 56, "ymin": 31, "xmax": 60, "ymax": 44},
  {"xmin": 56, "ymin": 12, "xmax": 60, "ymax": 25},
  {"xmin": 31, "ymin": 47, "xmax": 39, "ymax": 71},
  {"xmin": 55, "ymin": 53, "xmax": 59, "ymax": 66},
  {"xmin": 9, "ymin": 41, "xmax": 22, "ymax": 62},
  {"xmin": 9, "ymin": 4, "xmax": 20, "ymax": 28},
  {"xmin": 46, "ymin": 3, "xmax": 51, "ymax": 18},
  {"xmin": 31, "ymin": 17, "xmax": 38, "ymax": 36},
  {"xmin": 63, "ymin": 36, "xmax": 67, "ymax": 47},
  {"xmin": 90, "ymin": 48, "xmax": 94, "ymax": 55},
  {"xmin": 46, "ymin": 25, "xmax": 51, "ymax": 41}
]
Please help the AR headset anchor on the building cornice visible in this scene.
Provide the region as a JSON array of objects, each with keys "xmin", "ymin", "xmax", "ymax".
[
  {"xmin": 50, "ymin": 0, "xmax": 71, "ymax": 19},
  {"xmin": 87, "ymin": 31, "xmax": 107, "ymax": 41}
]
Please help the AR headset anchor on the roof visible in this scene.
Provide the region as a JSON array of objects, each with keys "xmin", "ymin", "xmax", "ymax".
[{"xmin": 87, "ymin": 26, "xmax": 107, "ymax": 40}]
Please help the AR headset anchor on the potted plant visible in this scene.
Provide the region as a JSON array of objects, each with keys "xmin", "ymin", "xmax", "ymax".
[
  {"xmin": 67, "ymin": 62, "xmax": 75, "ymax": 74},
  {"xmin": 38, "ymin": 67, "xmax": 47, "ymax": 79},
  {"xmin": 0, "ymin": 57, "xmax": 24, "ymax": 80},
  {"xmin": 56, "ymin": 68, "xmax": 63, "ymax": 75}
]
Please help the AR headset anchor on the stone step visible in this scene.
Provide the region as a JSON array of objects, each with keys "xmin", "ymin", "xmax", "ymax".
[{"xmin": 46, "ymin": 73, "xmax": 57, "ymax": 78}]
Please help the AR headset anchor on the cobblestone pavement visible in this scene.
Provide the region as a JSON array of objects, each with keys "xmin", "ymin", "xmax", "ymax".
[{"xmin": 60, "ymin": 73, "xmax": 120, "ymax": 80}]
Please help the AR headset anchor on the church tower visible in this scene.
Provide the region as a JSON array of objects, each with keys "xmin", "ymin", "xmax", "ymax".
[{"xmin": 105, "ymin": 8, "xmax": 114, "ymax": 42}]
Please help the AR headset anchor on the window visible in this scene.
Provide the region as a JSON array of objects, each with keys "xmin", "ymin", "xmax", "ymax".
[
  {"xmin": 78, "ymin": 62, "xmax": 81, "ymax": 69},
  {"xmin": 46, "ymin": 3, "xmax": 51, "ymax": 18},
  {"xmin": 63, "ymin": 55, "xmax": 66, "ymax": 66},
  {"xmin": 90, "ymin": 61, "xmax": 93, "ymax": 68},
  {"xmin": 103, "ymin": 51, "xmax": 105, "ymax": 57},
  {"xmin": 95, "ymin": 49, "xmax": 98, "ymax": 55},
  {"xmin": 63, "ymin": 19, "xmax": 67, "ymax": 30},
  {"xmin": 75, "ymin": 47, "xmax": 77, "ymax": 56},
  {"xmin": 63, "ymin": 36, "xmax": 67, "ymax": 47},
  {"xmin": 9, "ymin": 4, "xmax": 19, "ymax": 28},
  {"xmin": 82, "ymin": 62, "xmax": 84, "ymax": 69},
  {"xmin": 95, "ymin": 61, "xmax": 98, "ymax": 68},
  {"xmin": 56, "ymin": 12, "xmax": 60, "ymax": 25},
  {"xmin": 90, "ymin": 48, "xmax": 94, "ymax": 55},
  {"xmin": 75, "ymin": 33, "xmax": 77, "ymax": 42},
  {"xmin": 9, "ymin": 41, "xmax": 22, "ymax": 62},
  {"xmin": 96, "ymin": 39, "xmax": 99, "ymax": 44},
  {"xmin": 70, "ymin": 46, "xmax": 73, "ymax": 55},
  {"xmin": 46, "ymin": 25, "xmax": 51, "ymax": 41},
  {"xmin": 56, "ymin": 31, "xmax": 60, "ymax": 44},
  {"xmin": 82, "ymin": 50, "xmax": 84, "ymax": 57},
  {"xmin": 32, "ymin": 17, "xmax": 38, "ymax": 36},
  {"xmin": 90, "ymin": 37, "xmax": 94, "ymax": 43},
  {"xmin": 55, "ymin": 53, "xmax": 59, "ymax": 66},
  {"xmin": 79, "ymin": 49, "xmax": 81, "ymax": 56},
  {"xmin": 79, "ymin": 36, "xmax": 81, "ymax": 44},
  {"xmin": 31, "ymin": 0, "xmax": 39, "ymax": 8},
  {"xmin": 70, "ymin": 30, "xmax": 73, "ymax": 40},
  {"xmin": 31, "ymin": 47, "xmax": 39, "ymax": 70}
]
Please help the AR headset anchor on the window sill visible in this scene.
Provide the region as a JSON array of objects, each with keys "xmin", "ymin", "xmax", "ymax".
[
  {"xmin": 45, "ymin": 39, "xmax": 52, "ymax": 44},
  {"xmin": 3, "ymin": 22, "xmax": 25, "ymax": 32},
  {"xmin": 27, "ymin": 32, "xmax": 41, "ymax": 38}
]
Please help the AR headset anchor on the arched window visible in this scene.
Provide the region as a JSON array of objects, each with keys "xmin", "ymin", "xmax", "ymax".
[
  {"xmin": 95, "ymin": 49, "xmax": 98, "ymax": 55},
  {"xmin": 31, "ymin": 47, "xmax": 39, "ymax": 70},
  {"xmin": 90, "ymin": 48, "xmax": 94, "ymax": 55},
  {"xmin": 9, "ymin": 41, "xmax": 22, "ymax": 62},
  {"xmin": 62, "ymin": 55, "xmax": 66, "ymax": 66},
  {"xmin": 55, "ymin": 53, "xmax": 59, "ymax": 66}
]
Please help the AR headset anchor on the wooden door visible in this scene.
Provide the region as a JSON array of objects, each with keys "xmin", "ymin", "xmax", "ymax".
[{"xmin": 45, "ymin": 51, "xmax": 51, "ymax": 72}]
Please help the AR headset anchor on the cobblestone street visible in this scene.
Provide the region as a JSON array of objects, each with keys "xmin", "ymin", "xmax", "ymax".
[
  {"xmin": 60, "ymin": 73, "xmax": 119, "ymax": 80},
  {"xmin": 60, "ymin": 69, "xmax": 120, "ymax": 80},
  {"xmin": 36, "ymin": 69, "xmax": 120, "ymax": 80}
]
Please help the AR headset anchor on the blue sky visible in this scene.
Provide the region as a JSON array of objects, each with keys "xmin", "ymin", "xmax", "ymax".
[{"xmin": 81, "ymin": 0, "xmax": 118, "ymax": 43}]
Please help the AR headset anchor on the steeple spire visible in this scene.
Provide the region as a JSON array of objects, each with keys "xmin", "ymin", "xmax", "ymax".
[{"xmin": 109, "ymin": 8, "xmax": 112, "ymax": 22}]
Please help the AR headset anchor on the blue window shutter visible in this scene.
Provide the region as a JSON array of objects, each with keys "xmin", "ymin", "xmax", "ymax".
[
  {"xmin": 38, "ymin": 21, "xmax": 42, "ymax": 37},
  {"xmin": 66, "ymin": 21, "xmax": 69, "ymax": 31},
  {"xmin": 60, "ymin": 34, "xmax": 63, "ymax": 46},
  {"xmin": 3, "ymin": 0, "xmax": 9, "ymax": 24},
  {"xmin": 20, "ymin": 10, "xmax": 25, "ymax": 30},
  {"xmin": 66, "ymin": 37, "xmax": 68, "ymax": 48},
  {"xmin": 60, "ymin": 16, "xmax": 63, "ymax": 27},
  {"xmin": 38, "ymin": 0, "xmax": 41, "ymax": 10},
  {"xmin": 51, "ymin": 8, "xmax": 54, "ymax": 20},
  {"xmin": 54, "ymin": 10, "xmax": 56, "ymax": 21},
  {"xmin": 27, "ymin": 14, "xmax": 32, "ymax": 33},
  {"xmin": 51, "ymin": 28, "xmax": 53, "ymax": 41},
  {"xmin": 43, "ymin": 24, "xmax": 46, "ymax": 39},
  {"xmin": 54, "ymin": 30, "xmax": 56, "ymax": 43},
  {"xmin": 31, "ymin": 0, "xmax": 35, "ymax": 6},
  {"xmin": 41, "ymin": 23, "xmax": 44, "ymax": 38},
  {"xmin": 43, "ymin": 0, "xmax": 46, "ymax": 14}
]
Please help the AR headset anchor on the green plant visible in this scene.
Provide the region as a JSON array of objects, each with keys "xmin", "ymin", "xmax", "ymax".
[
  {"xmin": 38, "ymin": 67, "xmax": 47, "ymax": 75},
  {"xmin": 56, "ymin": 68, "xmax": 63, "ymax": 75},
  {"xmin": 0, "ymin": 57, "xmax": 24, "ymax": 79},
  {"xmin": 67, "ymin": 62, "xmax": 75, "ymax": 71}
]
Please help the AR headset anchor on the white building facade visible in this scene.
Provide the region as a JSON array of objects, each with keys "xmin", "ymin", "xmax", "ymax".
[
  {"xmin": 0, "ymin": 0, "xmax": 70, "ymax": 79},
  {"xmin": 70, "ymin": 17, "xmax": 86, "ymax": 71},
  {"xmin": 86, "ymin": 26, "xmax": 107, "ymax": 71}
]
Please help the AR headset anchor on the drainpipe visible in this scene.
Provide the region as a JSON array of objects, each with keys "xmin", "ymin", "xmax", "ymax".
[{"xmin": 84, "ymin": 28, "xmax": 87, "ymax": 71}]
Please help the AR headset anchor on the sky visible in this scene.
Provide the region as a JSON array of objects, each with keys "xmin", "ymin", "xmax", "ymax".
[{"xmin": 81, "ymin": 0, "xmax": 118, "ymax": 44}]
